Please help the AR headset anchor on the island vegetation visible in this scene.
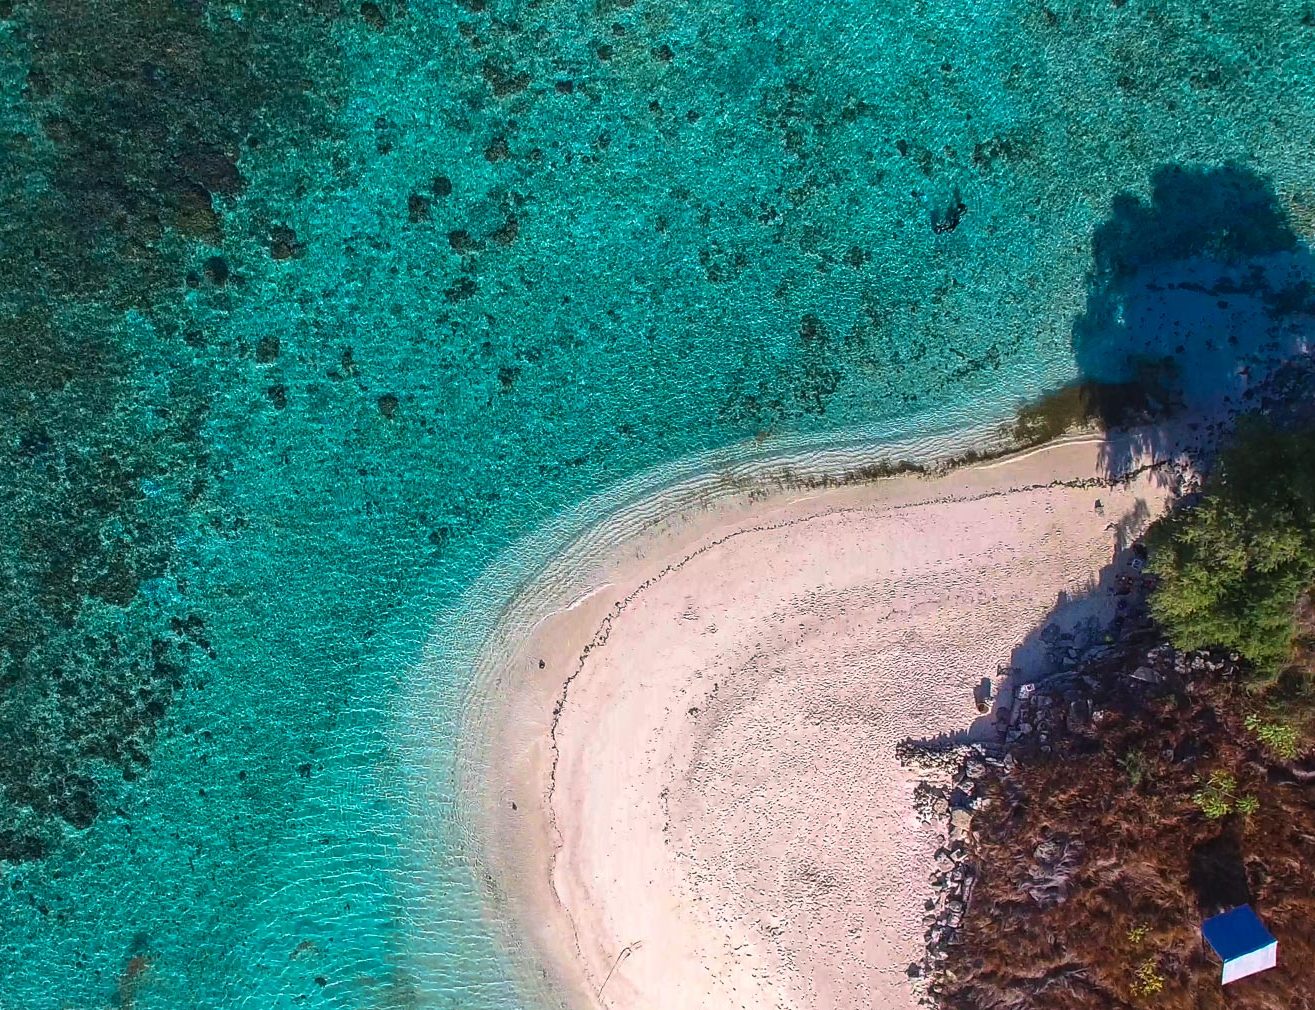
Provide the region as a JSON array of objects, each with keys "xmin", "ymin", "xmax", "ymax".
[
  {"xmin": 1148, "ymin": 420, "xmax": 1315, "ymax": 684},
  {"xmin": 933, "ymin": 418, "xmax": 1315, "ymax": 1010}
]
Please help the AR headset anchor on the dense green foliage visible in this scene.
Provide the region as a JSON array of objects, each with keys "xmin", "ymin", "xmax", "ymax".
[{"xmin": 1148, "ymin": 422, "xmax": 1315, "ymax": 678}]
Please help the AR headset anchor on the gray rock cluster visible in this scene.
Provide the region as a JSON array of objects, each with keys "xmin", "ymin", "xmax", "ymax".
[
  {"xmin": 903, "ymin": 742, "xmax": 1007, "ymax": 1002},
  {"xmin": 900, "ymin": 632, "xmax": 1215, "ymax": 1004},
  {"xmin": 996, "ymin": 675, "xmax": 1090, "ymax": 752}
]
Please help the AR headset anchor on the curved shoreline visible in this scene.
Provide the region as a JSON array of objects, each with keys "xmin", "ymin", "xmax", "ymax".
[{"xmin": 454, "ymin": 427, "xmax": 1179, "ymax": 1010}]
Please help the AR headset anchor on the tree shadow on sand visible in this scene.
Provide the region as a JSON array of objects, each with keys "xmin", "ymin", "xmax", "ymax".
[{"xmin": 913, "ymin": 162, "xmax": 1315, "ymax": 754}]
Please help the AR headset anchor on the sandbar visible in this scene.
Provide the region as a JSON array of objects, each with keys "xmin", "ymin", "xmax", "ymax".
[{"xmin": 465, "ymin": 431, "xmax": 1177, "ymax": 1010}]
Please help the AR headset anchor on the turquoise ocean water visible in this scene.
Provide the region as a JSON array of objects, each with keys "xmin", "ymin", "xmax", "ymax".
[{"xmin": 2, "ymin": 1, "xmax": 1314, "ymax": 1006}]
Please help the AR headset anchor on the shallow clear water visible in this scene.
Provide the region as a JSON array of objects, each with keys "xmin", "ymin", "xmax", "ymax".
[{"xmin": 2, "ymin": 1, "xmax": 1314, "ymax": 1006}]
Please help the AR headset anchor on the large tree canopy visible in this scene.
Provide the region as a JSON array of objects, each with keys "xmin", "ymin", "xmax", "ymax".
[{"xmin": 1149, "ymin": 421, "xmax": 1315, "ymax": 678}]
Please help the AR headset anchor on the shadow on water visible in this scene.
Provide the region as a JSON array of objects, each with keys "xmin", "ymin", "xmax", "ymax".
[
  {"xmin": 1014, "ymin": 163, "xmax": 1315, "ymax": 482},
  {"xmin": 910, "ymin": 162, "xmax": 1315, "ymax": 754}
]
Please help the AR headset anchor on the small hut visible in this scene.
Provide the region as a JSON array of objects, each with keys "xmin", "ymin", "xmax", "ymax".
[{"xmin": 1201, "ymin": 905, "xmax": 1277, "ymax": 984}]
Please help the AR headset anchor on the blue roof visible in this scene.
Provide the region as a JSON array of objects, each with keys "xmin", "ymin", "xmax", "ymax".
[{"xmin": 1202, "ymin": 906, "xmax": 1275, "ymax": 961}]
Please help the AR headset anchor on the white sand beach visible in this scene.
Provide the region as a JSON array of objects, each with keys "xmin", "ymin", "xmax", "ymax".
[{"xmin": 467, "ymin": 432, "xmax": 1178, "ymax": 1010}]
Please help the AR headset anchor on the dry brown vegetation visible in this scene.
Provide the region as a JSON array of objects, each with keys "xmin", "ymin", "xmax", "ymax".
[{"xmin": 939, "ymin": 642, "xmax": 1315, "ymax": 1010}]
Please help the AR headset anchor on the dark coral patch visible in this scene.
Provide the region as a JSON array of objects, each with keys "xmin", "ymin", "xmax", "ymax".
[
  {"xmin": 5, "ymin": 0, "xmax": 335, "ymax": 305},
  {"xmin": 255, "ymin": 335, "xmax": 281, "ymax": 364},
  {"xmin": 490, "ymin": 216, "xmax": 519, "ymax": 245},
  {"xmin": 407, "ymin": 193, "xmax": 431, "ymax": 223},
  {"xmin": 269, "ymin": 225, "xmax": 305, "ymax": 260},
  {"xmin": 359, "ymin": 2, "xmax": 387, "ymax": 30},
  {"xmin": 482, "ymin": 61, "xmax": 531, "ymax": 98},
  {"xmin": 203, "ymin": 256, "xmax": 230, "ymax": 285},
  {"xmin": 445, "ymin": 277, "xmax": 478, "ymax": 302}
]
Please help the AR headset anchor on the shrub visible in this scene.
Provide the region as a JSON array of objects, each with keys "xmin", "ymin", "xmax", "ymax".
[
  {"xmin": 1130, "ymin": 957, "xmax": 1166, "ymax": 998},
  {"xmin": 1193, "ymin": 771, "xmax": 1238, "ymax": 819},
  {"xmin": 1244, "ymin": 714, "xmax": 1301, "ymax": 759},
  {"xmin": 1119, "ymin": 748, "xmax": 1148, "ymax": 787}
]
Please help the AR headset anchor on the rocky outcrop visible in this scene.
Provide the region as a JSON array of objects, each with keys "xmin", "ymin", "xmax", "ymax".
[
  {"xmin": 900, "ymin": 739, "xmax": 1004, "ymax": 1000},
  {"xmin": 899, "ymin": 631, "xmax": 1238, "ymax": 1004}
]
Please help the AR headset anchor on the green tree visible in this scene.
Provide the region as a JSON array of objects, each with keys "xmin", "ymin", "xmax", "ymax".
[{"xmin": 1148, "ymin": 421, "xmax": 1315, "ymax": 679}]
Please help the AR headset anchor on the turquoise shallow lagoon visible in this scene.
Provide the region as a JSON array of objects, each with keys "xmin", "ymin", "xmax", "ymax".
[{"xmin": 1, "ymin": 1, "xmax": 1314, "ymax": 1006}]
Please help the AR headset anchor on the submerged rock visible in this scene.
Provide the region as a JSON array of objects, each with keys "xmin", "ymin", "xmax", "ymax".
[{"xmin": 269, "ymin": 225, "xmax": 305, "ymax": 260}]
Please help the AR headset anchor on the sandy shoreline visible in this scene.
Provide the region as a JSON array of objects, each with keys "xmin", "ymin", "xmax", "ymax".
[{"xmin": 460, "ymin": 430, "xmax": 1179, "ymax": 1010}]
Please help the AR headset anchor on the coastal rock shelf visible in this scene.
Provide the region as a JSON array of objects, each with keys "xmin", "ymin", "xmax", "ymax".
[{"xmin": 897, "ymin": 615, "xmax": 1175, "ymax": 995}]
